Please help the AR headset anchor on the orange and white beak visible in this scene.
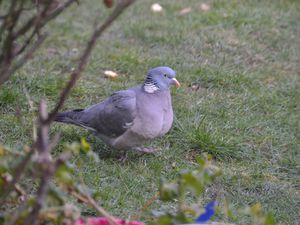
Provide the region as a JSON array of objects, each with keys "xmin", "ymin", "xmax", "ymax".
[{"xmin": 171, "ymin": 78, "xmax": 181, "ymax": 88}]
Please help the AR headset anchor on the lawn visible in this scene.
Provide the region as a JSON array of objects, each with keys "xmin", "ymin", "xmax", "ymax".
[{"xmin": 0, "ymin": 0, "xmax": 299, "ymax": 224}]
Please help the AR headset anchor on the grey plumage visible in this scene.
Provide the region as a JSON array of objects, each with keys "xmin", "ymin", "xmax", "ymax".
[{"xmin": 55, "ymin": 66, "xmax": 180, "ymax": 151}]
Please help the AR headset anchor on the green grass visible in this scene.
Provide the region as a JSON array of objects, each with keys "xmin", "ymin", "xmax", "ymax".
[{"xmin": 0, "ymin": 0, "xmax": 299, "ymax": 224}]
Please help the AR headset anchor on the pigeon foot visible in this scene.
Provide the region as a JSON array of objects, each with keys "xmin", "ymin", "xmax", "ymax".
[
  {"xmin": 118, "ymin": 151, "xmax": 128, "ymax": 162},
  {"xmin": 133, "ymin": 147, "xmax": 160, "ymax": 155}
]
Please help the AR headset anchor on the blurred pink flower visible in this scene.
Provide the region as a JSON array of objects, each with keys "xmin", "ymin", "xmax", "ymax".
[{"xmin": 74, "ymin": 217, "xmax": 145, "ymax": 225}]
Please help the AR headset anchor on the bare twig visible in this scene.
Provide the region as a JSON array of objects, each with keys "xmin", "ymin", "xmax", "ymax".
[
  {"xmin": 0, "ymin": 0, "xmax": 23, "ymax": 61},
  {"xmin": 0, "ymin": 0, "xmax": 78, "ymax": 85},
  {"xmin": 23, "ymin": 100, "xmax": 52, "ymax": 225},
  {"xmin": 54, "ymin": 151, "xmax": 73, "ymax": 169},
  {"xmin": 2, "ymin": 1, "xmax": 136, "ymax": 225},
  {"xmin": 86, "ymin": 195, "xmax": 119, "ymax": 225},
  {"xmin": 132, "ymin": 192, "xmax": 159, "ymax": 220},
  {"xmin": 1, "ymin": 148, "xmax": 34, "ymax": 197},
  {"xmin": 8, "ymin": 200, "xmax": 30, "ymax": 225},
  {"xmin": 14, "ymin": 0, "xmax": 77, "ymax": 55},
  {"xmin": 47, "ymin": 0, "xmax": 136, "ymax": 123},
  {"xmin": 36, "ymin": 100, "xmax": 50, "ymax": 154},
  {"xmin": 24, "ymin": 86, "xmax": 37, "ymax": 141},
  {"xmin": 22, "ymin": 98, "xmax": 71, "ymax": 225},
  {"xmin": 8, "ymin": 32, "xmax": 48, "ymax": 77},
  {"xmin": 14, "ymin": 0, "xmax": 55, "ymax": 37},
  {"xmin": 0, "ymin": 0, "xmax": 18, "ymax": 38},
  {"xmin": 79, "ymin": 172, "xmax": 119, "ymax": 225},
  {"xmin": 68, "ymin": 189, "xmax": 119, "ymax": 225}
]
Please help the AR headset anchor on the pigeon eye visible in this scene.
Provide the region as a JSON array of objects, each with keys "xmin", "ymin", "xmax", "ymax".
[{"xmin": 164, "ymin": 73, "xmax": 167, "ymax": 77}]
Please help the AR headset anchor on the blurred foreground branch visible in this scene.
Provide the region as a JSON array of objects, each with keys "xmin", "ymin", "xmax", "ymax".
[
  {"xmin": 47, "ymin": 0, "xmax": 136, "ymax": 122},
  {"xmin": 0, "ymin": 0, "xmax": 77, "ymax": 85},
  {"xmin": 0, "ymin": 1, "xmax": 135, "ymax": 224}
]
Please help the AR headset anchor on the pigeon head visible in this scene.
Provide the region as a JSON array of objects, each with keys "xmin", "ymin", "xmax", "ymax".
[{"xmin": 143, "ymin": 66, "xmax": 180, "ymax": 93}]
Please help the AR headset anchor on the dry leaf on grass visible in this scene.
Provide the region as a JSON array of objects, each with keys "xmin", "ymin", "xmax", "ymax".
[
  {"xmin": 200, "ymin": 3, "xmax": 210, "ymax": 11},
  {"xmin": 104, "ymin": 70, "xmax": 118, "ymax": 80},
  {"xmin": 151, "ymin": 3, "xmax": 163, "ymax": 13},
  {"xmin": 103, "ymin": 0, "xmax": 114, "ymax": 8},
  {"xmin": 178, "ymin": 7, "xmax": 192, "ymax": 16}
]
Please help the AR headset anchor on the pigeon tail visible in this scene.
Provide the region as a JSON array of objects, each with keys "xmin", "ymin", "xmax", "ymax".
[{"xmin": 54, "ymin": 109, "xmax": 84, "ymax": 125}]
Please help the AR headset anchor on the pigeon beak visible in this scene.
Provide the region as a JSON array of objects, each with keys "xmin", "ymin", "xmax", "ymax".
[{"xmin": 171, "ymin": 78, "xmax": 181, "ymax": 88}]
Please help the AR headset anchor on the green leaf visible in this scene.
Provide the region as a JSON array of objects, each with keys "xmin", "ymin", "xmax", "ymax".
[
  {"xmin": 181, "ymin": 172, "xmax": 204, "ymax": 195},
  {"xmin": 174, "ymin": 211, "xmax": 192, "ymax": 223},
  {"xmin": 92, "ymin": 190, "xmax": 102, "ymax": 200},
  {"xmin": 65, "ymin": 142, "xmax": 81, "ymax": 154},
  {"xmin": 48, "ymin": 184, "xmax": 65, "ymax": 205},
  {"xmin": 159, "ymin": 178, "xmax": 179, "ymax": 201},
  {"xmin": 196, "ymin": 156, "xmax": 206, "ymax": 168},
  {"xmin": 55, "ymin": 164, "xmax": 75, "ymax": 185},
  {"xmin": 155, "ymin": 214, "xmax": 173, "ymax": 225},
  {"xmin": 0, "ymin": 145, "xmax": 6, "ymax": 156},
  {"xmin": 76, "ymin": 184, "xmax": 98, "ymax": 198},
  {"xmin": 80, "ymin": 138, "xmax": 91, "ymax": 153},
  {"xmin": 87, "ymin": 151, "xmax": 100, "ymax": 163},
  {"xmin": 265, "ymin": 212, "xmax": 276, "ymax": 225},
  {"xmin": 250, "ymin": 203, "xmax": 262, "ymax": 216}
]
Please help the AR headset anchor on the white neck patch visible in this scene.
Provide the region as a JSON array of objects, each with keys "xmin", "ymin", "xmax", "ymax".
[{"xmin": 143, "ymin": 83, "xmax": 159, "ymax": 93}]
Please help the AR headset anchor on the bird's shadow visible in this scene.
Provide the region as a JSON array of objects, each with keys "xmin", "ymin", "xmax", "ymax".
[
  {"xmin": 87, "ymin": 137, "xmax": 153, "ymax": 161},
  {"xmin": 85, "ymin": 135, "xmax": 121, "ymax": 159},
  {"xmin": 52, "ymin": 125, "xmax": 118, "ymax": 159},
  {"xmin": 53, "ymin": 125, "xmax": 157, "ymax": 161}
]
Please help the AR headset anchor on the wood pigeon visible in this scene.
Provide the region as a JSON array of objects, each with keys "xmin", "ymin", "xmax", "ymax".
[{"xmin": 55, "ymin": 66, "xmax": 180, "ymax": 153}]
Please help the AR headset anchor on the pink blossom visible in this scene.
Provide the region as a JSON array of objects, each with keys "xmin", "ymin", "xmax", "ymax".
[{"xmin": 74, "ymin": 217, "xmax": 145, "ymax": 225}]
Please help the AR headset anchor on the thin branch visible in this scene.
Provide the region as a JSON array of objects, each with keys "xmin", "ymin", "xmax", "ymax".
[
  {"xmin": 23, "ymin": 168, "xmax": 53, "ymax": 225},
  {"xmin": 0, "ymin": 0, "xmax": 23, "ymax": 59},
  {"xmin": 54, "ymin": 151, "xmax": 73, "ymax": 169},
  {"xmin": 79, "ymin": 172, "xmax": 119, "ymax": 225},
  {"xmin": 86, "ymin": 196, "xmax": 119, "ymax": 225},
  {"xmin": 14, "ymin": 0, "xmax": 56, "ymax": 38},
  {"xmin": 8, "ymin": 200, "xmax": 30, "ymax": 225},
  {"xmin": 22, "ymin": 150, "xmax": 72, "ymax": 225},
  {"xmin": 2, "ymin": 2, "xmax": 136, "ymax": 225},
  {"xmin": 24, "ymin": 85, "xmax": 37, "ymax": 141},
  {"xmin": 0, "ymin": 1, "xmax": 23, "ymax": 84},
  {"xmin": 15, "ymin": 0, "xmax": 76, "ymax": 41},
  {"xmin": 0, "ymin": 0, "xmax": 77, "ymax": 85},
  {"xmin": 68, "ymin": 189, "xmax": 119, "ymax": 225},
  {"xmin": 38, "ymin": 0, "xmax": 78, "ymax": 29},
  {"xmin": 10, "ymin": 1, "xmax": 54, "ymax": 58},
  {"xmin": 46, "ymin": 0, "xmax": 136, "ymax": 123},
  {"xmin": 23, "ymin": 100, "xmax": 51, "ymax": 225},
  {"xmin": 1, "ymin": 148, "xmax": 34, "ymax": 197},
  {"xmin": 10, "ymin": 0, "xmax": 74, "ymax": 57},
  {"xmin": 0, "ymin": 0, "xmax": 18, "ymax": 38},
  {"xmin": 8, "ymin": 33, "xmax": 48, "ymax": 76},
  {"xmin": 131, "ymin": 192, "xmax": 159, "ymax": 220}
]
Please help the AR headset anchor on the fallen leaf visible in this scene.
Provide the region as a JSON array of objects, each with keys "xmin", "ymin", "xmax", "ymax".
[
  {"xmin": 179, "ymin": 7, "xmax": 192, "ymax": 16},
  {"xmin": 200, "ymin": 3, "xmax": 210, "ymax": 11},
  {"xmin": 47, "ymin": 47, "xmax": 59, "ymax": 55},
  {"xmin": 103, "ymin": 0, "xmax": 113, "ymax": 8},
  {"xmin": 0, "ymin": 145, "xmax": 5, "ymax": 156},
  {"xmin": 104, "ymin": 70, "xmax": 118, "ymax": 80},
  {"xmin": 151, "ymin": 3, "xmax": 163, "ymax": 13},
  {"xmin": 172, "ymin": 162, "xmax": 176, "ymax": 168}
]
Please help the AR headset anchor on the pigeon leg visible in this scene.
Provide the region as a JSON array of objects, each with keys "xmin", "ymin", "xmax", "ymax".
[
  {"xmin": 133, "ymin": 147, "xmax": 160, "ymax": 155},
  {"xmin": 118, "ymin": 151, "xmax": 128, "ymax": 162}
]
